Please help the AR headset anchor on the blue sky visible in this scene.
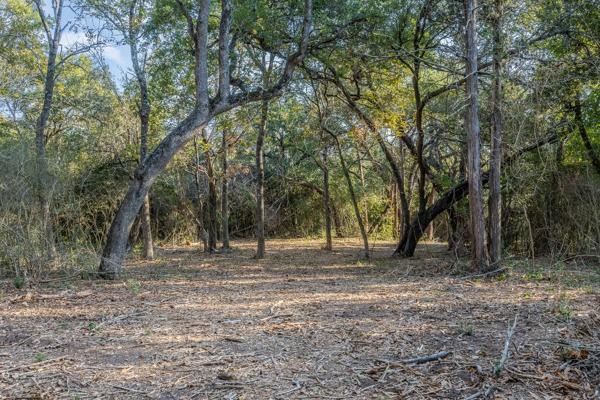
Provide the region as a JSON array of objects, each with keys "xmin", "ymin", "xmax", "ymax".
[{"xmin": 43, "ymin": 1, "xmax": 133, "ymax": 85}]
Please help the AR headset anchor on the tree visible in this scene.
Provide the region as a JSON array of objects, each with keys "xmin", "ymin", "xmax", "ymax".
[
  {"xmin": 98, "ymin": 0, "xmax": 313, "ymax": 278},
  {"xmin": 254, "ymin": 54, "xmax": 273, "ymax": 259},
  {"xmin": 488, "ymin": 0, "xmax": 503, "ymax": 267},
  {"xmin": 32, "ymin": 0, "xmax": 99, "ymax": 260},
  {"xmin": 88, "ymin": 0, "xmax": 157, "ymax": 259},
  {"xmin": 464, "ymin": 0, "xmax": 487, "ymax": 271},
  {"xmin": 221, "ymin": 129, "xmax": 231, "ymax": 250}
]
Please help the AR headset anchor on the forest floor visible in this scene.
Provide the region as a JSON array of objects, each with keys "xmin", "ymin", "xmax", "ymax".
[{"xmin": 1, "ymin": 238, "xmax": 599, "ymax": 399}]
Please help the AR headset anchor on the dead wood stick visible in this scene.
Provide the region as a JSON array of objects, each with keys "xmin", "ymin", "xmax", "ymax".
[
  {"xmin": 399, "ymin": 350, "xmax": 451, "ymax": 364},
  {"xmin": 0, "ymin": 356, "xmax": 68, "ymax": 374},
  {"xmin": 459, "ymin": 267, "xmax": 506, "ymax": 280},
  {"xmin": 495, "ymin": 315, "xmax": 518, "ymax": 376},
  {"xmin": 275, "ymin": 379, "xmax": 301, "ymax": 397},
  {"xmin": 111, "ymin": 384, "xmax": 148, "ymax": 395}
]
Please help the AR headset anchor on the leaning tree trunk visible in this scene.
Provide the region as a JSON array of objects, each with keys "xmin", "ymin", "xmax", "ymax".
[
  {"xmin": 98, "ymin": 0, "xmax": 313, "ymax": 278},
  {"xmin": 395, "ymin": 134, "xmax": 558, "ymax": 257},
  {"xmin": 221, "ymin": 130, "xmax": 230, "ymax": 250},
  {"xmin": 464, "ymin": 0, "xmax": 488, "ymax": 272},
  {"xmin": 573, "ymin": 97, "xmax": 600, "ymax": 175},
  {"xmin": 488, "ymin": 0, "xmax": 503, "ymax": 267},
  {"xmin": 255, "ymin": 98, "xmax": 268, "ymax": 259},
  {"xmin": 332, "ymin": 134, "xmax": 369, "ymax": 259},
  {"xmin": 322, "ymin": 143, "xmax": 333, "ymax": 250},
  {"xmin": 99, "ymin": 114, "xmax": 209, "ymax": 278}
]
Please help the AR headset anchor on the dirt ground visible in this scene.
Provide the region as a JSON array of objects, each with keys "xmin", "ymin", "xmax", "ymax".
[{"xmin": 1, "ymin": 239, "xmax": 599, "ymax": 399}]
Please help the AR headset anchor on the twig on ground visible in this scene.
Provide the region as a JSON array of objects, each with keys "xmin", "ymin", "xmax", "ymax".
[
  {"xmin": 275, "ymin": 378, "xmax": 301, "ymax": 397},
  {"xmin": 459, "ymin": 267, "xmax": 506, "ymax": 280},
  {"xmin": 369, "ymin": 351, "xmax": 452, "ymax": 374},
  {"xmin": 495, "ymin": 314, "xmax": 518, "ymax": 376}
]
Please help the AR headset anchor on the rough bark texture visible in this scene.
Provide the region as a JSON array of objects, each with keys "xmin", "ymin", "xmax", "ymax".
[
  {"xmin": 488, "ymin": 0, "xmax": 503, "ymax": 267},
  {"xmin": 464, "ymin": 0, "xmax": 488, "ymax": 272},
  {"xmin": 221, "ymin": 131, "xmax": 230, "ymax": 250}
]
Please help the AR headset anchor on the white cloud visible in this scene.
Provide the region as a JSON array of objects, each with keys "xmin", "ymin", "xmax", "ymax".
[
  {"xmin": 103, "ymin": 45, "xmax": 128, "ymax": 67},
  {"xmin": 61, "ymin": 31, "xmax": 89, "ymax": 47}
]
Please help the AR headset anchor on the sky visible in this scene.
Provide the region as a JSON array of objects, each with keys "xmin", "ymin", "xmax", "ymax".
[{"xmin": 43, "ymin": 1, "xmax": 133, "ymax": 85}]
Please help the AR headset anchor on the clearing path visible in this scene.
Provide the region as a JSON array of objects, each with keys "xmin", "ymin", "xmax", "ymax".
[{"xmin": 1, "ymin": 239, "xmax": 598, "ymax": 399}]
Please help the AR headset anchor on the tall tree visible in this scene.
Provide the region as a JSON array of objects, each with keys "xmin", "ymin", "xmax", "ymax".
[
  {"xmin": 321, "ymin": 134, "xmax": 333, "ymax": 250},
  {"xmin": 464, "ymin": 0, "xmax": 487, "ymax": 271},
  {"xmin": 88, "ymin": 0, "xmax": 156, "ymax": 259},
  {"xmin": 254, "ymin": 54, "xmax": 273, "ymax": 259},
  {"xmin": 201, "ymin": 128, "xmax": 218, "ymax": 252},
  {"xmin": 32, "ymin": 0, "xmax": 64, "ymax": 260},
  {"xmin": 98, "ymin": 0, "xmax": 313, "ymax": 278},
  {"xmin": 221, "ymin": 129, "xmax": 231, "ymax": 250},
  {"xmin": 488, "ymin": 0, "xmax": 503, "ymax": 267}
]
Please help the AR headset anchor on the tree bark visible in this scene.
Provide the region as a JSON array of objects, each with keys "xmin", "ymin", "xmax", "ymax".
[
  {"xmin": 464, "ymin": 0, "xmax": 488, "ymax": 272},
  {"xmin": 395, "ymin": 134, "xmax": 557, "ymax": 257},
  {"xmin": 130, "ymin": 28, "xmax": 154, "ymax": 260},
  {"xmin": 255, "ymin": 98, "xmax": 268, "ymax": 259},
  {"xmin": 221, "ymin": 130, "xmax": 230, "ymax": 250},
  {"xmin": 488, "ymin": 0, "xmax": 503, "ymax": 267},
  {"xmin": 573, "ymin": 97, "xmax": 600, "ymax": 175},
  {"xmin": 322, "ymin": 143, "xmax": 333, "ymax": 250},
  {"xmin": 193, "ymin": 136, "xmax": 208, "ymax": 252},
  {"xmin": 202, "ymin": 129, "xmax": 218, "ymax": 252}
]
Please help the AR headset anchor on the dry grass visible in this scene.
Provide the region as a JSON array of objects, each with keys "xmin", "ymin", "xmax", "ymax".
[{"xmin": 1, "ymin": 238, "xmax": 599, "ymax": 399}]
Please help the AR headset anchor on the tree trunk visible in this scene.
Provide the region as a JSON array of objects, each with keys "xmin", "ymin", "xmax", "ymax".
[
  {"xmin": 395, "ymin": 134, "xmax": 557, "ymax": 257},
  {"xmin": 573, "ymin": 97, "xmax": 600, "ymax": 175},
  {"xmin": 255, "ymin": 98, "xmax": 268, "ymax": 259},
  {"xmin": 130, "ymin": 24, "xmax": 154, "ymax": 260},
  {"xmin": 221, "ymin": 130, "xmax": 230, "ymax": 250},
  {"xmin": 322, "ymin": 144, "xmax": 333, "ymax": 250},
  {"xmin": 356, "ymin": 148, "xmax": 369, "ymax": 232},
  {"xmin": 332, "ymin": 134, "xmax": 369, "ymax": 258},
  {"xmin": 193, "ymin": 135, "xmax": 208, "ymax": 252},
  {"xmin": 35, "ymin": 0, "xmax": 63, "ymax": 260},
  {"xmin": 98, "ymin": 0, "xmax": 313, "ymax": 278},
  {"xmin": 464, "ymin": 0, "xmax": 488, "ymax": 272},
  {"xmin": 202, "ymin": 129, "xmax": 218, "ymax": 252},
  {"xmin": 140, "ymin": 195, "xmax": 154, "ymax": 259},
  {"xmin": 488, "ymin": 0, "xmax": 503, "ymax": 267}
]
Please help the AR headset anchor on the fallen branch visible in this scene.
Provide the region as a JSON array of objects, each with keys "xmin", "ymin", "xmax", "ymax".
[
  {"xmin": 369, "ymin": 351, "xmax": 451, "ymax": 374},
  {"xmin": 459, "ymin": 267, "xmax": 506, "ymax": 280},
  {"xmin": 495, "ymin": 315, "xmax": 518, "ymax": 376},
  {"xmin": 400, "ymin": 350, "xmax": 452, "ymax": 364}
]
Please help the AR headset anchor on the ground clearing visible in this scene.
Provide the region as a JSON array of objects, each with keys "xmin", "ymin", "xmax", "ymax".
[{"xmin": 1, "ymin": 239, "xmax": 599, "ymax": 399}]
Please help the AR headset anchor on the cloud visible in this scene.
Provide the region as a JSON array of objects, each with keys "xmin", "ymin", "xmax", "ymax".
[
  {"xmin": 103, "ymin": 45, "xmax": 128, "ymax": 67},
  {"xmin": 61, "ymin": 31, "xmax": 89, "ymax": 47}
]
